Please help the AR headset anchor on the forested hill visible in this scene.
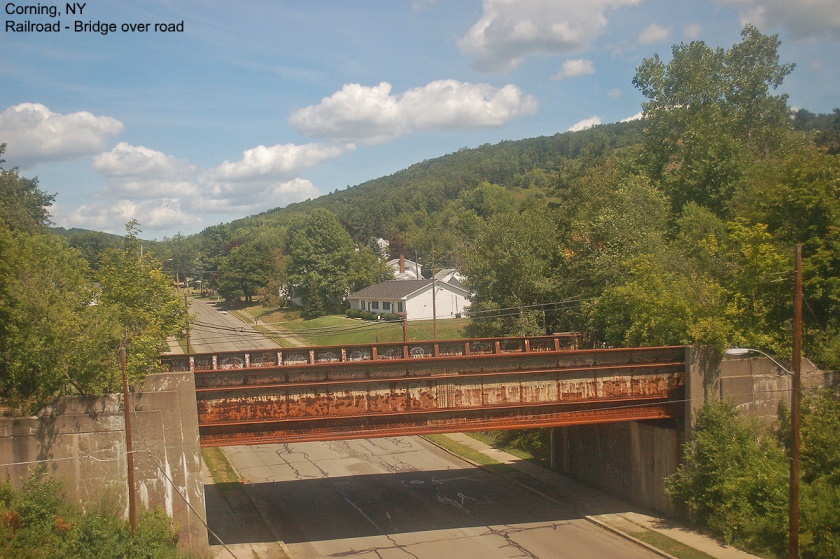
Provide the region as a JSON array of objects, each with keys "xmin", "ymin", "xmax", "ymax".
[{"xmin": 215, "ymin": 119, "xmax": 644, "ymax": 247}]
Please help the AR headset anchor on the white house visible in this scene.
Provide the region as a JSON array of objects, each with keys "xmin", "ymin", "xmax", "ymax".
[
  {"xmin": 348, "ymin": 279, "xmax": 470, "ymax": 321},
  {"xmin": 387, "ymin": 255, "xmax": 423, "ymax": 280}
]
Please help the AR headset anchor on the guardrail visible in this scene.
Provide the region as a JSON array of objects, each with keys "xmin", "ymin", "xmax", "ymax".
[{"xmin": 160, "ymin": 333, "xmax": 581, "ymax": 372}]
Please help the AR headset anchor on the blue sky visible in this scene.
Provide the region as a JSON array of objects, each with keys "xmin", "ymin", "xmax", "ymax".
[{"xmin": 2, "ymin": 0, "xmax": 838, "ymax": 238}]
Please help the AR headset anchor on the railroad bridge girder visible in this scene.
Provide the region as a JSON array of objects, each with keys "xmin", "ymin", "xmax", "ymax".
[{"xmin": 161, "ymin": 336, "xmax": 688, "ymax": 447}]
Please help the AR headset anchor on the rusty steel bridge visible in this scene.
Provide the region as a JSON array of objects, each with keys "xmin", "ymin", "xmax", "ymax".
[{"xmin": 160, "ymin": 335, "xmax": 687, "ymax": 447}]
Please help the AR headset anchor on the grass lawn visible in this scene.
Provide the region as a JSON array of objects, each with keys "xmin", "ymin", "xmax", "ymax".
[
  {"xmin": 627, "ymin": 530, "xmax": 718, "ymax": 559},
  {"xmin": 225, "ymin": 301, "xmax": 471, "ymax": 346}
]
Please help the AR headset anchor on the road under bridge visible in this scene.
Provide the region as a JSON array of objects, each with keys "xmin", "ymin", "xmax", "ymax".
[{"xmin": 160, "ymin": 335, "xmax": 687, "ymax": 447}]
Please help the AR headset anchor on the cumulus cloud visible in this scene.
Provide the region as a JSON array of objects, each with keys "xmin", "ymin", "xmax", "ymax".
[
  {"xmin": 458, "ymin": 0, "xmax": 641, "ymax": 73},
  {"xmin": 684, "ymin": 23, "xmax": 703, "ymax": 40},
  {"xmin": 63, "ymin": 199, "xmax": 202, "ymax": 234},
  {"xmin": 211, "ymin": 142, "xmax": 351, "ymax": 182},
  {"xmin": 81, "ymin": 141, "xmax": 339, "ymax": 235},
  {"xmin": 568, "ymin": 116, "xmax": 602, "ymax": 132},
  {"xmin": 621, "ymin": 112, "xmax": 644, "ymax": 122},
  {"xmin": 93, "ymin": 142, "xmax": 199, "ymax": 198},
  {"xmin": 639, "ymin": 23, "xmax": 671, "ymax": 44},
  {"xmin": 716, "ymin": 0, "xmax": 840, "ymax": 40},
  {"xmin": 192, "ymin": 177, "xmax": 320, "ymax": 215},
  {"xmin": 553, "ymin": 59, "xmax": 596, "ymax": 80},
  {"xmin": 289, "ymin": 80, "xmax": 538, "ymax": 144},
  {"xmin": 0, "ymin": 103, "xmax": 123, "ymax": 167}
]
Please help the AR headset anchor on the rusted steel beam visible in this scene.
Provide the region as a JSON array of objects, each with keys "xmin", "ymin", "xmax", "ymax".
[
  {"xmin": 191, "ymin": 345, "xmax": 687, "ymax": 389},
  {"xmin": 198, "ymin": 401, "xmax": 680, "ymax": 447}
]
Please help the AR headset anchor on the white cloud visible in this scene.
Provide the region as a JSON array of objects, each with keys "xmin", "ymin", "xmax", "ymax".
[
  {"xmin": 639, "ymin": 23, "xmax": 671, "ymax": 44},
  {"xmin": 93, "ymin": 142, "xmax": 199, "ymax": 198},
  {"xmin": 684, "ymin": 23, "xmax": 703, "ymax": 40},
  {"xmin": 568, "ymin": 116, "xmax": 602, "ymax": 132},
  {"xmin": 0, "ymin": 103, "xmax": 123, "ymax": 167},
  {"xmin": 458, "ymin": 0, "xmax": 641, "ymax": 73},
  {"xmin": 289, "ymin": 80, "xmax": 538, "ymax": 144},
  {"xmin": 716, "ymin": 0, "xmax": 840, "ymax": 40},
  {"xmin": 211, "ymin": 142, "xmax": 351, "ymax": 182},
  {"xmin": 621, "ymin": 112, "xmax": 644, "ymax": 122},
  {"xmin": 553, "ymin": 59, "xmax": 595, "ymax": 80},
  {"xmin": 63, "ymin": 199, "xmax": 202, "ymax": 235},
  {"xmin": 190, "ymin": 177, "xmax": 320, "ymax": 215},
  {"xmin": 74, "ymin": 140, "xmax": 341, "ymax": 235}
]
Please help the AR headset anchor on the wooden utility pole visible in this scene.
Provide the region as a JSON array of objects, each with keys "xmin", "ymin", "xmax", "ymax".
[
  {"xmin": 790, "ymin": 244, "xmax": 802, "ymax": 559},
  {"xmin": 120, "ymin": 347, "xmax": 137, "ymax": 533},
  {"xmin": 431, "ymin": 247, "xmax": 437, "ymax": 340},
  {"xmin": 184, "ymin": 292, "xmax": 192, "ymax": 354}
]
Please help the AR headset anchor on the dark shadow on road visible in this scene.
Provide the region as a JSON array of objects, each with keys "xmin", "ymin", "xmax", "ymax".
[{"xmin": 206, "ymin": 464, "xmax": 637, "ymax": 545}]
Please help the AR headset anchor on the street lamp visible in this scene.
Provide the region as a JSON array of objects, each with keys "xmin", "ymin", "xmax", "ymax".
[
  {"xmin": 724, "ymin": 244, "xmax": 802, "ymax": 559},
  {"xmin": 724, "ymin": 347, "xmax": 792, "ymax": 374}
]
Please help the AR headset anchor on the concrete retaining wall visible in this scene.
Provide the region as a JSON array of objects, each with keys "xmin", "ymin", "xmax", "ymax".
[
  {"xmin": 0, "ymin": 372, "xmax": 208, "ymax": 557},
  {"xmin": 553, "ymin": 420, "xmax": 680, "ymax": 515}
]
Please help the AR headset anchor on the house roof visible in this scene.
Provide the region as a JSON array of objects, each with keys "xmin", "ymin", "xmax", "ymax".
[
  {"xmin": 349, "ymin": 279, "xmax": 471, "ymax": 300},
  {"xmin": 349, "ymin": 280, "xmax": 431, "ymax": 300}
]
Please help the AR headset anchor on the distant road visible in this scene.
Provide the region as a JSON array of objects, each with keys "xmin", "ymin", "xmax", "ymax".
[{"xmin": 186, "ymin": 297, "xmax": 279, "ymax": 353}]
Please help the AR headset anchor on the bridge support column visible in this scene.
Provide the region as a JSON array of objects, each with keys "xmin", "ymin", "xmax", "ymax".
[{"xmin": 550, "ymin": 420, "xmax": 679, "ymax": 515}]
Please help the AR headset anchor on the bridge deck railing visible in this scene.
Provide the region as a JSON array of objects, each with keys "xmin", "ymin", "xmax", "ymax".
[{"xmin": 160, "ymin": 333, "xmax": 581, "ymax": 372}]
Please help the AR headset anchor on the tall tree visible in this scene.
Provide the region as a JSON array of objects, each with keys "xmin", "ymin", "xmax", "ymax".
[
  {"xmin": 216, "ymin": 241, "xmax": 279, "ymax": 302},
  {"xmin": 96, "ymin": 222, "xmax": 187, "ymax": 382},
  {"xmin": 463, "ymin": 207, "xmax": 565, "ymax": 337},
  {"xmin": 0, "ymin": 144, "xmax": 55, "ymax": 233},
  {"xmin": 283, "ymin": 209, "xmax": 355, "ymax": 318},
  {"xmin": 633, "ymin": 25, "xmax": 794, "ymax": 215}
]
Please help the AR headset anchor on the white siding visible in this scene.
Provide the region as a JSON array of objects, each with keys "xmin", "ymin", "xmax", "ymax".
[{"xmin": 405, "ymin": 284, "xmax": 468, "ymax": 321}]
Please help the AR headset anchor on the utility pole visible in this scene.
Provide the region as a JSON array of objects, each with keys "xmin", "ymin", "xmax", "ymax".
[
  {"xmin": 790, "ymin": 244, "xmax": 802, "ymax": 559},
  {"xmin": 120, "ymin": 347, "xmax": 137, "ymax": 534},
  {"xmin": 431, "ymin": 247, "xmax": 437, "ymax": 340},
  {"xmin": 184, "ymin": 292, "xmax": 192, "ymax": 354}
]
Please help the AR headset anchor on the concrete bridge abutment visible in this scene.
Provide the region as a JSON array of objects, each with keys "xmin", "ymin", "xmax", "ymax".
[{"xmin": 0, "ymin": 372, "xmax": 208, "ymax": 557}]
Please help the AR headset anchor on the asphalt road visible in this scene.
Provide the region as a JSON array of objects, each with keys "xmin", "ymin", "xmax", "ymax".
[
  {"xmin": 187, "ymin": 297, "xmax": 280, "ymax": 353},
  {"xmin": 217, "ymin": 437, "xmax": 661, "ymax": 559}
]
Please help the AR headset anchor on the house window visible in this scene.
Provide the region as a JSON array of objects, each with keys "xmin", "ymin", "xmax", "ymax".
[
  {"xmin": 372, "ymin": 301, "xmax": 379, "ymax": 310},
  {"xmin": 383, "ymin": 302, "xmax": 391, "ymax": 311},
  {"xmin": 397, "ymin": 302, "xmax": 404, "ymax": 313}
]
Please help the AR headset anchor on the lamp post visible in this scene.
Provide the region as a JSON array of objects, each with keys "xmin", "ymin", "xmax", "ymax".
[{"xmin": 724, "ymin": 244, "xmax": 802, "ymax": 559}]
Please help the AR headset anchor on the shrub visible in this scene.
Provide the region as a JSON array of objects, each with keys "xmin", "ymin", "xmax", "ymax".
[{"xmin": 0, "ymin": 468, "xmax": 188, "ymax": 558}]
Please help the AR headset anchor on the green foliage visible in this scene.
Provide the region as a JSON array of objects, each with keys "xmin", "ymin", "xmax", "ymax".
[
  {"xmin": 96, "ymin": 222, "xmax": 187, "ymax": 383},
  {"xmin": 283, "ymin": 209, "xmax": 362, "ymax": 318},
  {"xmin": 217, "ymin": 241, "xmax": 279, "ymax": 302},
  {"xmin": 665, "ymin": 400, "xmax": 789, "ymax": 554},
  {"xmin": 634, "ymin": 25, "xmax": 794, "ymax": 216},
  {"xmin": 0, "ymin": 144, "xmax": 55, "ymax": 233},
  {"xmin": 488, "ymin": 429, "xmax": 551, "ymax": 463},
  {"xmin": 345, "ymin": 308, "xmax": 380, "ymax": 321},
  {"xmin": 462, "ymin": 207, "xmax": 565, "ymax": 337},
  {"xmin": 0, "ymin": 227, "xmax": 107, "ymax": 411},
  {"xmin": 590, "ymin": 253, "xmax": 731, "ymax": 348},
  {"xmin": 0, "ymin": 468, "xmax": 187, "ymax": 558},
  {"xmin": 667, "ymin": 394, "xmax": 840, "ymax": 558}
]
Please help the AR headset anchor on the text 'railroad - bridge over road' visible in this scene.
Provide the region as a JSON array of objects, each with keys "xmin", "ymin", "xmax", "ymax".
[{"xmin": 159, "ymin": 335, "xmax": 688, "ymax": 447}]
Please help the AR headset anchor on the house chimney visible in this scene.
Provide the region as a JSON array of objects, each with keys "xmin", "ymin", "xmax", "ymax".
[{"xmin": 400, "ymin": 254, "xmax": 405, "ymax": 274}]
